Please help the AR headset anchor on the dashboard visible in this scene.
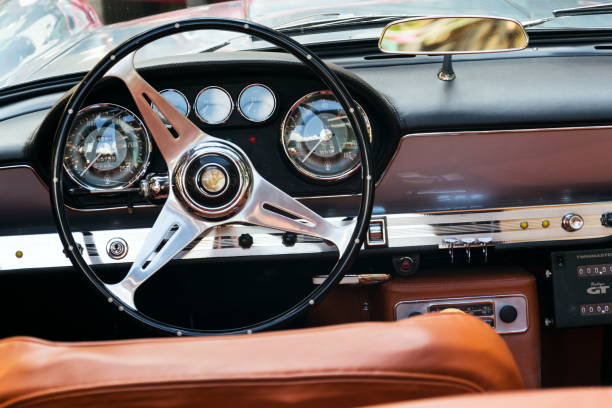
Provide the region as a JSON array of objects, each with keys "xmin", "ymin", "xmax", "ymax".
[
  {"xmin": 2, "ymin": 50, "xmax": 612, "ymax": 271},
  {"xmin": 49, "ymin": 55, "xmax": 394, "ymax": 213}
]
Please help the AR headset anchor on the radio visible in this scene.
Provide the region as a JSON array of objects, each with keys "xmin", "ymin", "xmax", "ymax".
[
  {"xmin": 551, "ymin": 248, "xmax": 612, "ymax": 327},
  {"xmin": 395, "ymin": 295, "xmax": 528, "ymax": 334}
]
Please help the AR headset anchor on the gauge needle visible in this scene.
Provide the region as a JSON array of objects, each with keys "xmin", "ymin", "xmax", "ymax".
[
  {"xmin": 301, "ymin": 128, "xmax": 333, "ymax": 163},
  {"xmin": 301, "ymin": 138, "xmax": 324, "ymax": 163},
  {"xmin": 80, "ymin": 153, "xmax": 102, "ymax": 176}
]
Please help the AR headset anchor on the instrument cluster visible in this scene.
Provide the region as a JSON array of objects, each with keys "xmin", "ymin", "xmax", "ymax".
[{"xmin": 63, "ymin": 83, "xmax": 373, "ymax": 194}]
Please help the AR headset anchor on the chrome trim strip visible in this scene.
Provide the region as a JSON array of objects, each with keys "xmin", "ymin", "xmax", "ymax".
[
  {"xmin": 0, "ymin": 224, "xmax": 337, "ymax": 271},
  {"xmin": 3, "ymin": 199, "xmax": 612, "ymax": 271},
  {"xmin": 384, "ymin": 200, "xmax": 612, "ymax": 249},
  {"xmin": 313, "ymin": 273, "xmax": 391, "ymax": 285}
]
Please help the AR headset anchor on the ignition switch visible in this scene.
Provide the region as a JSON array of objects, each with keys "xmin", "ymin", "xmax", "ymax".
[{"xmin": 392, "ymin": 255, "xmax": 420, "ymax": 277}]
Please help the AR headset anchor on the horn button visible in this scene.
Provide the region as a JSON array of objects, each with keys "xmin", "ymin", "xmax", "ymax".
[{"xmin": 174, "ymin": 143, "xmax": 251, "ymax": 220}]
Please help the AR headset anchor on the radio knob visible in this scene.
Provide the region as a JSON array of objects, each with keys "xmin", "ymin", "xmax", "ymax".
[
  {"xmin": 499, "ymin": 305, "xmax": 518, "ymax": 323},
  {"xmin": 562, "ymin": 213, "xmax": 584, "ymax": 232}
]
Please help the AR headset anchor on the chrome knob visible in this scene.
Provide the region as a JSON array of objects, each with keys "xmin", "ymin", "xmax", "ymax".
[
  {"xmin": 107, "ymin": 238, "xmax": 128, "ymax": 260},
  {"xmin": 562, "ymin": 213, "xmax": 584, "ymax": 232}
]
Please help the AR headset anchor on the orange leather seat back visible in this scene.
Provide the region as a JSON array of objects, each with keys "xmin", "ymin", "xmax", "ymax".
[{"xmin": 0, "ymin": 313, "xmax": 522, "ymax": 408}]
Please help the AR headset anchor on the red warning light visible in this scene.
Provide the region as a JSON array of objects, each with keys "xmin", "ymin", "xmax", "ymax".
[{"xmin": 249, "ymin": 136, "xmax": 257, "ymax": 144}]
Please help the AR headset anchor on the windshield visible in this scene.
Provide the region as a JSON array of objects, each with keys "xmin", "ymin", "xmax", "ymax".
[{"xmin": 1, "ymin": 0, "xmax": 612, "ymax": 91}]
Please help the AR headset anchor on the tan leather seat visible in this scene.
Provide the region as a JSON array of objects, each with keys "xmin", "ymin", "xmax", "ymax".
[
  {"xmin": 365, "ymin": 387, "xmax": 612, "ymax": 408},
  {"xmin": 0, "ymin": 313, "xmax": 522, "ymax": 408}
]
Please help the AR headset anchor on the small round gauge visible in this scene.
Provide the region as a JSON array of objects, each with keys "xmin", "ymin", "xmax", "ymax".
[
  {"xmin": 238, "ymin": 84, "xmax": 276, "ymax": 122},
  {"xmin": 281, "ymin": 91, "xmax": 372, "ymax": 181},
  {"xmin": 152, "ymin": 89, "xmax": 190, "ymax": 125},
  {"xmin": 194, "ymin": 86, "xmax": 233, "ymax": 124},
  {"xmin": 63, "ymin": 104, "xmax": 151, "ymax": 190}
]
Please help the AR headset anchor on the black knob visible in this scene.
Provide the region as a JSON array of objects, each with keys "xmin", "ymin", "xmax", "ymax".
[
  {"xmin": 238, "ymin": 233, "xmax": 253, "ymax": 249},
  {"xmin": 499, "ymin": 305, "xmax": 518, "ymax": 323},
  {"xmin": 282, "ymin": 232, "xmax": 297, "ymax": 247}
]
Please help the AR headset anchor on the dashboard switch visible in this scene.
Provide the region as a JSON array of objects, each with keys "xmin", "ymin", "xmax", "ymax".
[
  {"xmin": 238, "ymin": 234, "xmax": 253, "ymax": 249},
  {"xmin": 562, "ymin": 213, "xmax": 584, "ymax": 232},
  {"xmin": 393, "ymin": 255, "xmax": 420, "ymax": 277},
  {"xmin": 366, "ymin": 217, "xmax": 387, "ymax": 247},
  {"xmin": 282, "ymin": 232, "xmax": 297, "ymax": 247}
]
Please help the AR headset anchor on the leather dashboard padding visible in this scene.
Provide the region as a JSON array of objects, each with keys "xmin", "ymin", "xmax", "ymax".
[
  {"xmin": 365, "ymin": 387, "xmax": 612, "ymax": 408},
  {"xmin": 372, "ymin": 267, "xmax": 540, "ymax": 389},
  {"xmin": 0, "ymin": 313, "xmax": 522, "ymax": 408}
]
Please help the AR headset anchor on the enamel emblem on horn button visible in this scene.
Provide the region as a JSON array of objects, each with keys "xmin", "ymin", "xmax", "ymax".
[
  {"xmin": 173, "ymin": 142, "xmax": 252, "ymax": 220},
  {"xmin": 199, "ymin": 165, "xmax": 227, "ymax": 196}
]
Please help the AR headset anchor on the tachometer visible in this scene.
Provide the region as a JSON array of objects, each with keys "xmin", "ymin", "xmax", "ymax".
[
  {"xmin": 63, "ymin": 103, "xmax": 151, "ymax": 190},
  {"xmin": 281, "ymin": 91, "xmax": 372, "ymax": 181}
]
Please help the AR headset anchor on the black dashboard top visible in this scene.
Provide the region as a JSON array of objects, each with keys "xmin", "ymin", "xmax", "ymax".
[{"xmin": 1, "ymin": 49, "xmax": 612, "ymax": 222}]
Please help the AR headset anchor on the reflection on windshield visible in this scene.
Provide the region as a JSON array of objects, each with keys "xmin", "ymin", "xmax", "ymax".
[
  {"xmin": 0, "ymin": 0, "xmax": 99, "ymax": 88},
  {"xmin": 0, "ymin": 0, "xmax": 611, "ymax": 90}
]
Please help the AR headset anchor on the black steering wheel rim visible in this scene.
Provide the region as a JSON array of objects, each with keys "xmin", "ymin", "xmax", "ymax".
[{"xmin": 50, "ymin": 18, "xmax": 375, "ymax": 336}]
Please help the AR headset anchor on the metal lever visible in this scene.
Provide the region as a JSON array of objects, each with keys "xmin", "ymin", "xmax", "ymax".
[
  {"xmin": 443, "ymin": 238, "xmax": 459, "ymax": 263},
  {"xmin": 140, "ymin": 173, "xmax": 170, "ymax": 199},
  {"xmin": 479, "ymin": 237, "xmax": 492, "ymax": 263},
  {"xmin": 461, "ymin": 238, "xmax": 476, "ymax": 263}
]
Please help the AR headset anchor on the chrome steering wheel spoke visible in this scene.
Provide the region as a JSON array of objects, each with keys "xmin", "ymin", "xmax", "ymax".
[
  {"xmin": 237, "ymin": 171, "xmax": 356, "ymax": 257},
  {"xmin": 105, "ymin": 192, "xmax": 212, "ymax": 309},
  {"xmin": 105, "ymin": 52, "xmax": 215, "ymax": 168}
]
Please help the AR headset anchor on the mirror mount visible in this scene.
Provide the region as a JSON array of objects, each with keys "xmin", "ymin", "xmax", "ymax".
[
  {"xmin": 378, "ymin": 16, "xmax": 529, "ymax": 81},
  {"xmin": 438, "ymin": 55, "xmax": 455, "ymax": 81}
]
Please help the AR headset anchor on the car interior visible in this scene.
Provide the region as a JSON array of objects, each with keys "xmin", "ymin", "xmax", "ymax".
[{"xmin": 3, "ymin": 1, "xmax": 612, "ymax": 407}]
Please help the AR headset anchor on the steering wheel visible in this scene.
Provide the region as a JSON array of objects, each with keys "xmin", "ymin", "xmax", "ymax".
[{"xmin": 50, "ymin": 18, "xmax": 374, "ymax": 336}]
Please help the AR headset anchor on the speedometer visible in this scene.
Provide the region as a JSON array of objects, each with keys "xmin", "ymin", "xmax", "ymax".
[
  {"xmin": 63, "ymin": 103, "xmax": 151, "ymax": 190},
  {"xmin": 281, "ymin": 91, "xmax": 372, "ymax": 181}
]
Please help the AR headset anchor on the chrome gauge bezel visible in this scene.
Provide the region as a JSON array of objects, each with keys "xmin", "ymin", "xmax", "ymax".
[
  {"xmin": 237, "ymin": 83, "xmax": 277, "ymax": 123},
  {"xmin": 280, "ymin": 90, "xmax": 373, "ymax": 182},
  {"xmin": 194, "ymin": 86, "xmax": 234, "ymax": 124},
  {"xmin": 62, "ymin": 103, "xmax": 152, "ymax": 191},
  {"xmin": 157, "ymin": 89, "xmax": 191, "ymax": 117}
]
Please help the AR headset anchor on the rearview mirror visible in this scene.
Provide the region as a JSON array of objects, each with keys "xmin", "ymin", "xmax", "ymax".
[
  {"xmin": 378, "ymin": 16, "xmax": 528, "ymax": 55},
  {"xmin": 378, "ymin": 16, "xmax": 528, "ymax": 81}
]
